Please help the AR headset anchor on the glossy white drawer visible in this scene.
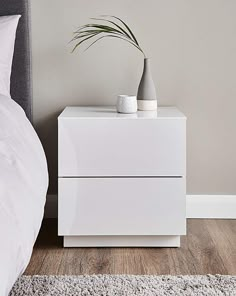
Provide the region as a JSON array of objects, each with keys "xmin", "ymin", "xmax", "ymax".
[
  {"xmin": 58, "ymin": 118, "xmax": 186, "ymax": 177},
  {"xmin": 58, "ymin": 177, "xmax": 186, "ymax": 236}
]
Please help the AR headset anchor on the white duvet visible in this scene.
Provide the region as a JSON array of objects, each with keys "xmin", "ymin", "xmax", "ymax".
[{"xmin": 0, "ymin": 95, "xmax": 48, "ymax": 296}]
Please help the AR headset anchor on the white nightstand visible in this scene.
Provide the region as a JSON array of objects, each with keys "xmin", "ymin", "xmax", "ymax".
[{"xmin": 58, "ymin": 106, "xmax": 186, "ymax": 247}]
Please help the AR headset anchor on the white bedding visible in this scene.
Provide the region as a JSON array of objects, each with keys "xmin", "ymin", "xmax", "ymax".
[{"xmin": 0, "ymin": 95, "xmax": 48, "ymax": 296}]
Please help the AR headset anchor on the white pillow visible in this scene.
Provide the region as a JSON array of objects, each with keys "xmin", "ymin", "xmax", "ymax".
[{"xmin": 0, "ymin": 15, "xmax": 21, "ymax": 98}]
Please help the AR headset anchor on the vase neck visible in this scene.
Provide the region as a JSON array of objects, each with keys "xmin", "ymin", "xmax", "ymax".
[{"xmin": 143, "ymin": 58, "xmax": 151, "ymax": 71}]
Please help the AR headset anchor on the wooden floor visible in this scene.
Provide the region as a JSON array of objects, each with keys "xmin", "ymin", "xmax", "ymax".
[{"xmin": 25, "ymin": 219, "xmax": 236, "ymax": 275}]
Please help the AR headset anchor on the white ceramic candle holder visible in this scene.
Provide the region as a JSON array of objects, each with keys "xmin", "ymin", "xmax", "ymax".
[{"xmin": 116, "ymin": 95, "xmax": 137, "ymax": 114}]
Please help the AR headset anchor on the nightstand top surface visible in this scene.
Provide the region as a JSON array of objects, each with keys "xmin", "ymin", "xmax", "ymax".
[{"xmin": 59, "ymin": 106, "xmax": 186, "ymax": 119}]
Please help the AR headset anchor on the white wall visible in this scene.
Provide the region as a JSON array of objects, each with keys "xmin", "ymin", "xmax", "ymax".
[{"xmin": 31, "ymin": 0, "xmax": 236, "ymax": 194}]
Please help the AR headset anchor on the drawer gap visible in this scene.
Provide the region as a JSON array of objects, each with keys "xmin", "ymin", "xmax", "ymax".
[{"xmin": 59, "ymin": 176, "xmax": 184, "ymax": 179}]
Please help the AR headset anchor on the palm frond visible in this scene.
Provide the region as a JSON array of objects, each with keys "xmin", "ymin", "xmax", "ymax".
[
  {"xmin": 70, "ymin": 31, "xmax": 101, "ymax": 43},
  {"xmin": 71, "ymin": 33, "xmax": 98, "ymax": 53},
  {"xmin": 84, "ymin": 34, "xmax": 143, "ymax": 54},
  {"xmin": 101, "ymin": 15, "xmax": 139, "ymax": 46},
  {"xmin": 71, "ymin": 16, "xmax": 145, "ymax": 57},
  {"xmin": 75, "ymin": 24, "xmax": 121, "ymax": 34},
  {"xmin": 91, "ymin": 18, "xmax": 131, "ymax": 39}
]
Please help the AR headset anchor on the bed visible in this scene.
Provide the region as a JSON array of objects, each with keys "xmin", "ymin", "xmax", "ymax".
[{"xmin": 0, "ymin": 1, "xmax": 48, "ymax": 295}]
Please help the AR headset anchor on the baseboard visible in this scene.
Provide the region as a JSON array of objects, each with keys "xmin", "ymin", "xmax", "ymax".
[
  {"xmin": 44, "ymin": 194, "xmax": 236, "ymax": 219},
  {"xmin": 186, "ymin": 195, "xmax": 236, "ymax": 219}
]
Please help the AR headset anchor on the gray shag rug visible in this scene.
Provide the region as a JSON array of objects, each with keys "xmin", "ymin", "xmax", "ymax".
[{"xmin": 10, "ymin": 274, "xmax": 236, "ymax": 296}]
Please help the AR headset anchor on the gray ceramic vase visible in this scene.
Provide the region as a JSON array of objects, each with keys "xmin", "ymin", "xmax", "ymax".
[{"xmin": 137, "ymin": 58, "xmax": 157, "ymax": 111}]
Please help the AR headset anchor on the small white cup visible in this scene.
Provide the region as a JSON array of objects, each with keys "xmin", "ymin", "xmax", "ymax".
[{"xmin": 116, "ymin": 95, "xmax": 137, "ymax": 114}]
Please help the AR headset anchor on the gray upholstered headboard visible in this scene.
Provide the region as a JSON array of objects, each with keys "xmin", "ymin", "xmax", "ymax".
[{"xmin": 0, "ymin": 0, "xmax": 32, "ymax": 121}]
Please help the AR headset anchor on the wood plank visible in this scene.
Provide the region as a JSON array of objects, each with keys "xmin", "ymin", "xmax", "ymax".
[{"xmin": 205, "ymin": 220, "xmax": 236, "ymax": 274}]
